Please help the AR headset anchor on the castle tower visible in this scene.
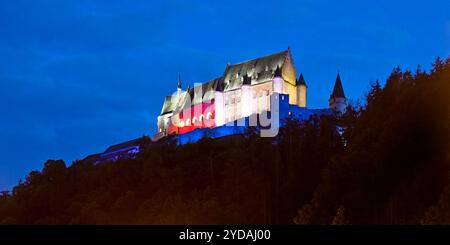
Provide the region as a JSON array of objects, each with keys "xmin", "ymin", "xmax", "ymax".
[
  {"xmin": 273, "ymin": 65, "xmax": 283, "ymax": 94},
  {"xmin": 329, "ymin": 73, "xmax": 347, "ymax": 113},
  {"xmin": 241, "ymin": 74, "xmax": 252, "ymax": 117},
  {"xmin": 296, "ymin": 73, "xmax": 307, "ymax": 108},
  {"xmin": 214, "ymin": 79, "xmax": 225, "ymax": 126}
]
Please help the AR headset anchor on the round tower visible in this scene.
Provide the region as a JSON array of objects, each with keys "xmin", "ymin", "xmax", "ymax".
[
  {"xmin": 296, "ymin": 73, "xmax": 307, "ymax": 108},
  {"xmin": 329, "ymin": 73, "xmax": 347, "ymax": 113}
]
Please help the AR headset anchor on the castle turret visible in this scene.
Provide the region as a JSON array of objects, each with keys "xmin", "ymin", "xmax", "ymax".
[
  {"xmin": 214, "ymin": 79, "xmax": 225, "ymax": 126},
  {"xmin": 329, "ymin": 73, "xmax": 347, "ymax": 113},
  {"xmin": 296, "ymin": 73, "xmax": 307, "ymax": 108},
  {"xmin": 241, "ymin": 74, "xmax": 252, "ymax": 117},
  {"xmin": 273, "ymin": 65, "xmax": 283, "ymax": 94}
]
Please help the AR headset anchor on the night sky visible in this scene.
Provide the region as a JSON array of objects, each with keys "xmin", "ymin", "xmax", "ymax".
[{"xmin": 0, "ymin": 0, "xmax": 449, "ymax": 191}]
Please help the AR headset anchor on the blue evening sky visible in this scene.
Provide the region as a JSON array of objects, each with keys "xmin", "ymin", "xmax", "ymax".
[{"xmin": 0, "ymin": 0, "xmax": 449, "ymax": 190}]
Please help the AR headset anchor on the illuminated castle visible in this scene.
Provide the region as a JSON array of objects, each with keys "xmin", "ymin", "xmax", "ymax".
[
  {"xmin": 85, "ymin": 48, "xmax": 347, "ymax": 164},
  {"xmin": 153, "ymin": 48, "xmax": 347, "ymax": 141}
]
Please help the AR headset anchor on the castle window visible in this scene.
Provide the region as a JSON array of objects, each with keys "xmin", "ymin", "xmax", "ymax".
[
  {"xmin": 192, "ymin": 117, "xmax": 198, "ymax": 124},
  {"xmin": 206, "ymin": 112, "xmax": 213, "ymax": 120},
  {"xmin": 199, "ymin": 114, "xmax": 204, "ymax": 122}
]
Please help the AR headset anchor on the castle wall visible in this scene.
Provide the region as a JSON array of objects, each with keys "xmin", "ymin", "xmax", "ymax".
[
  {"xmin": 283, "ymin": 81, "xmax": 298, "ymax": 105},
  {"xmin": 220, "ymin": 80, "xmax": 274, "ymax": 125},
  {"xmin": 281, "ymin": 56, "xmax": 298, "ymax": 105}
]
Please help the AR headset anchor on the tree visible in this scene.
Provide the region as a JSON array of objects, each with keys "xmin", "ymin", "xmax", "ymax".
[{"xmin": 331, "ymin": 205, "xmax": 350, "ymax": 225}]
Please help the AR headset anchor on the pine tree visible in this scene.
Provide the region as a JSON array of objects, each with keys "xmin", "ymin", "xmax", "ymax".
[{"xmin": 331, "ymin": 205, "xmax": 350, "ymax": 225}]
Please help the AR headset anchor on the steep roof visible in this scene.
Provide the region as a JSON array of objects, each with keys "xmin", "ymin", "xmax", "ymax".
[
  {"xmin": 296, "ymin": 73, "xmax": 307, "ymax": 86},
  {"xmin": 160, "ymin": 49, "xmax": 293, "ymax": 115},
  {"xmin": 104, "ymin": 138, "xmax": 143, "ymax": 153},
  {"xmin": 160, "ymin": 90, "xmax": 191, "ymax": 115},
  {"xmin": 221, "ymin": 50, "xmax": 290, "ymax": 91},
  {"xmin": 190, "ymin": 77, "xmax": 222, "ymax": 105},
  {"xmin": 83, "ymin": 153, "xmax": 101, "ymax": 163},
  {"xmin": 331, "ymin": 73, "xmax": 345, "ymax": 98}
]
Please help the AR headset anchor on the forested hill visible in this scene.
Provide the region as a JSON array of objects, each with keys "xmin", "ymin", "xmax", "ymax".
[{"xmin": 0, "ymin": 58, "xmax": 449, "ymax": 225}]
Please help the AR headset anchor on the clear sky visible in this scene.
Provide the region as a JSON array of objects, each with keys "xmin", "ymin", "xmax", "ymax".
[{"xmin": 0, "ymin": 0, "xmax": 449, "ymax": 191}]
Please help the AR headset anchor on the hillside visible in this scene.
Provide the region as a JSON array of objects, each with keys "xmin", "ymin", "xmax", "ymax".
[{"xmin": 0, "ymin": 58, "xmax": 449, "ymax": 224}]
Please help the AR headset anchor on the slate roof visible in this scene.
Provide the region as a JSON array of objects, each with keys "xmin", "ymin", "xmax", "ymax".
[
  {"xmin": 83, "ymin": 153, "xmax": 101, "ymax": 163},
  {"xmin": 104, "ymin": 138, "xmax": 143, "ymax": 153},
  {"xmin": 297, "ymin": 73, "xmax": 307, "ymax": 86},
  {"xmin": 160, "ymin": 90, "xmax": 191, "ymax": 115},
  {"xmin": 221, "ymin": 50, "xmax": 289, "ymax": 91},
  {"xmin": 160, "ymin": 49, "xmax": 292, "ymax": 115},
  {"xmin": 331, "ymin": 73, "xmax": 345, "ymax": 98},
  {"xmin": 191, "ymin": 77, "xmax": 222, "ymax": 105}
]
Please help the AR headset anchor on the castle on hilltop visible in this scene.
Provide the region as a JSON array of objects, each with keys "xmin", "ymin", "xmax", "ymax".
[
  {"xmin": 85, "ymin": 47, "xmax": 347, "ymax": 164},
  {"xmin": 153, "ymin": 47, "xmax": 347, "ymax": 141}
]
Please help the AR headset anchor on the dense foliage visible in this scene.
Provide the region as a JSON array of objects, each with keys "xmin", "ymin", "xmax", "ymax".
[{"xmin": 0, "ymin": 58, "xmax": 449, "ymax": 224}]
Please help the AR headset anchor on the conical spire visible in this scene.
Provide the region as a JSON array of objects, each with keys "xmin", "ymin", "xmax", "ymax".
[
  {"xmin": 331, "ymin": 73, "xmax": 345, "ymax": 98},
  {"xmin": 274, "ymin": 65, "xmax": 282, "ymax": 77},
  {"xmin": 177, "ymin": 73, "xmax": 182, "ymax": 89},
  {"xmin": 297, "ymin": 73, "xmax": 307, "ymax": 86}
]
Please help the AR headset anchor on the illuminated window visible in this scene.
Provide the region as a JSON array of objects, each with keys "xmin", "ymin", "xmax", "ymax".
[
  {"xmin": 180, "ymin": 121, "xmax": 185, "ymax": 127},
  {"xmin": 192, "ymin": 117, "xmax": 198, "ymax": 124},
  {"xmin": 199, "ymin": 114, "xmax": 204, "ymax": 122},
  {"xmin": 206, "ymin": 112, "xmax": 213, "ymax": 120}
]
